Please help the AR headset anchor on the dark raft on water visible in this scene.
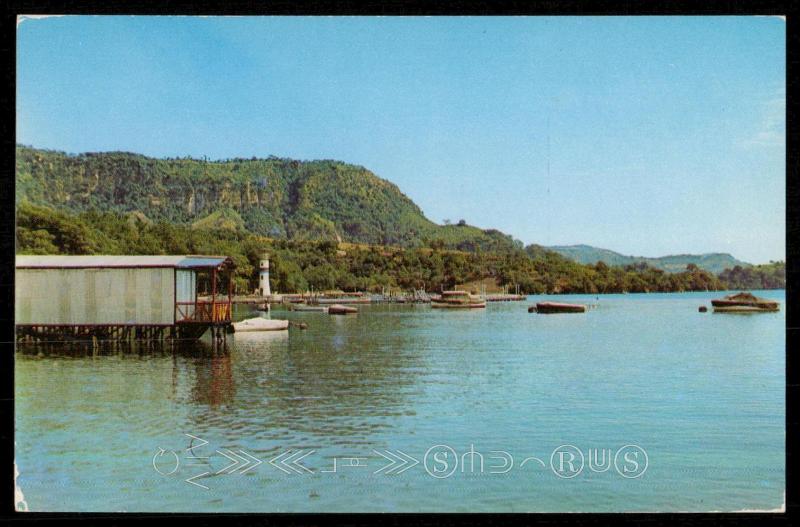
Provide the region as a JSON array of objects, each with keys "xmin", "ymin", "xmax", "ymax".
[
  {"xmin": 531, "ymin": 301, "xmax": 587, "ymax": 314},
  {"xmin": 328, "ymin": 304, "xmax": 359, "ymax": 315}
]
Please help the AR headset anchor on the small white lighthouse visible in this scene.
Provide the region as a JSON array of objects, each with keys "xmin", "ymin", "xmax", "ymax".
[{"xmin": 259, "ymin": 254, "xmax": 271, "ymax": 297}]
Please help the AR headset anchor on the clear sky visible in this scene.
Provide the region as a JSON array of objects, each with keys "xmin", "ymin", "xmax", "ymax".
[{"xmin": 16, "ymin": 16, "xmax": 785, "ymax": 263}]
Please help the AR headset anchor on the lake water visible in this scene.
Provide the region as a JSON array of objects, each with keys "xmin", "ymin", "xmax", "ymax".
[{"xmin": 15, "ymin": 291, "xmax": 785, "ymax": 512}]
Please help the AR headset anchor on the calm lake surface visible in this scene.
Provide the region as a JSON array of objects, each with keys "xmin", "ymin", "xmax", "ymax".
[{"xmin": 15, "ymin": 291, "xmax": 785, "ymax": 512}]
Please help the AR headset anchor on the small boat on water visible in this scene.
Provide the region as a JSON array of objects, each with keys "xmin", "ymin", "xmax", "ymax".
[
  {"xmin": 532, "ymin": 301, "xmax": 587, "ymax": 314},
  {"xmin": 328, "ymin": 304, "xmax": 358, "ymax": 315},
  {"xmin": 291, "ymin": 304, "xmax": 329, "ymax": 312},
  {"xmin": 232, "ymin": 317, "xmax": 289, "ymax": 332},
  {"xmin": 711, "ymin": 292, "xmax": 779, "ymax": 313},
  {"xmin": 713, "ymin": 305, "xmax": 778, "ymax": 313},
  {"xmin": 431, "ymin": 290, "xmax": 486, "ymax": 309}
]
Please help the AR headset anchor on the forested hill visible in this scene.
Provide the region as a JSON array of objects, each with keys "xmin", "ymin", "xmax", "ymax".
[
  {"xmin": 15, "ymin": 146, "xmax": 784, "ymax": 292},
  {"xmin": 546, "ymin": 244, "xmax": 750, "ymax": 275},
  {"xmin": 15, "ymin": 146, "xmax": 520, "ymax": 252}
]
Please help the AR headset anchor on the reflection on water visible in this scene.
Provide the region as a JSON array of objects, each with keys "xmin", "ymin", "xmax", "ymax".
[
  {"xmin": 223, "ymin": 306, "xmax": 423, "ymax": 443},
  {"xmin": 15, "ymin": 292, "xmax": 785, "ymax": 512},
  {"xmin": 17, "ymin": 303, "xmax": 427, "ymax": 443},
  {"xmin": 190, "ymin": 353, "xmax": 235, "ymax": 407}
]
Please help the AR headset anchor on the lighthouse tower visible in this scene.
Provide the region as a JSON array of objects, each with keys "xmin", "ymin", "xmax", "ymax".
[{"xmin": 259, "ymin": 254, "xmax": 271, "ymax": 297}]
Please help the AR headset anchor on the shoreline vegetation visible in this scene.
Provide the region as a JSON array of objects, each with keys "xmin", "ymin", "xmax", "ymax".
[
  {"xmin": 16, "ymin": 202, "xmax": 784, "ymax": 295},
  {"xmin": 15, "ymin": 146, "xmax": 785, "ymax": 295}
]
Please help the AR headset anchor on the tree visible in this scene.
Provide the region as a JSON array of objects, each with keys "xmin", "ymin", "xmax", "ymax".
[{"xmin": 16, "ymin": 228, "xmax": 59, "ymax": 254}]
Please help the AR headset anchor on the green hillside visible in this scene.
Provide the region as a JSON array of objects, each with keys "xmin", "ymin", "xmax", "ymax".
[
  {"xmin": 14, "ymin": 145, "xmax": 783, "ymax": 293},
  {"xmin": 15, "ymin": 202, "xmax": 733, "ymax": 295},
  {"xmin": 191, "ymin": 207, "xmax": 246, "ymax": 231},
  {"xmin": 15, "ymin": 146, "xmax": 520, "ymax": 252},
  {"xmin": 546, "ymin": 244, "xmax": 750, "ymax": 274}
]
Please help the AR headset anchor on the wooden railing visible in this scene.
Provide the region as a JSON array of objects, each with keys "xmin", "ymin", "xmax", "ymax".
[
  {"xmin": 212, "ymin": 302, "xmax": 231, "ymax": 322},
  {"xmin": 176, "ymin": 301, "xmax": 232, "ymax": 323}
]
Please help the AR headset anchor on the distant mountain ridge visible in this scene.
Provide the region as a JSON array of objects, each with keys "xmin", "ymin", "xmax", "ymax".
[{"xmin": 546, "ymin": 244, "xmax": 750, "ymax": 274}]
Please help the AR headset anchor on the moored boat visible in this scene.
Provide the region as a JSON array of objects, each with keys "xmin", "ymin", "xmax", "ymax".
[
  {"xmin": 713, "ymin": 305, "xmax": 778, "ymax": 313},
  {"xmin": 711, "ymin": 292, "xmax": 779, "ymax": 312},
  {"xmin": 533, "ymin": 301, "xmax": 586, "ymax": 314},
  {"xmin": 291, "ymin": 304, "xmax": 329, "ymax": 312},
  {"xmin": 232, "ymin": 317, "xmax": 289, "ymax": 332},
  {"xmin": 430, "ymin": 290, "xmax": 486, "ymax": 309},
  {"xmin": 328, "ymin": 304, "xmax": 358, "ymax": 315}
]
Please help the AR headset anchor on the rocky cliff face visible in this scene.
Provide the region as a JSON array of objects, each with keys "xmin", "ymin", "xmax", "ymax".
[{"xmin": 15, "ymin": 146, "xmax": 520, "ymax": 252}]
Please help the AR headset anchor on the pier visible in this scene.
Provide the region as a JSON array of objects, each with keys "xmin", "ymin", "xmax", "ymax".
[
  {"xmin": 232, "ymin": 289, "xmax": 519, "ymax": 305},
  {"xmin": 15, "ymin": 255, "xmax": 236, "ymax": 349},
  {"xmin": 484, "ymin": 293, "xmax": 526, "ymax": 302}
]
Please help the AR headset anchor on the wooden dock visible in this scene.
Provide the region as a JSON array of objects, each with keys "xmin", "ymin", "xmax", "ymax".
[
  {"xmin": 484, "ymin": 294, "xmax": 526, "ymax": 302},
  {"xmin": 16, "ymin": 255, "xmax": 236, "ymax": 350},
  {"xmin": 234, "ymin": 290, "xmax": 522, "ymax": 305}
]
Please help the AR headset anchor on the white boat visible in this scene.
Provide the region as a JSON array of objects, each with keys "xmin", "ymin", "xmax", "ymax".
[
  {"xmin": 231, "ymin": 317, "xmax": 289, "ymax": 332},
  {"xmin": 291, "ymin": 304, "xmax": 329, "ymax": 312}
]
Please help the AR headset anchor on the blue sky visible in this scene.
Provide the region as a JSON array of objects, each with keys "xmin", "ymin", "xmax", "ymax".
[{"xmin": 17, "ymin": 16, "xmax": 785, "ymax": 263}]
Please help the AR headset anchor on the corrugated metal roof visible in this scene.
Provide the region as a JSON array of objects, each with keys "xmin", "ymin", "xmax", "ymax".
[
  {"xmin": 16, "ymin": 255, "xmax": 233, "ymax": 269},
  {"xmin": 175, "ymin": 256, "xmax": 233, "ymax": 268}
]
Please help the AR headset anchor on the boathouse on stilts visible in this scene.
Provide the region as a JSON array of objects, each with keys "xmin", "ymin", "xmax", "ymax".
[{"xmin": 15, "ymin": 255, "xmax": 235, "ymax": 348}]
